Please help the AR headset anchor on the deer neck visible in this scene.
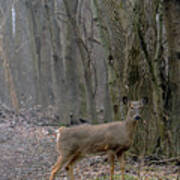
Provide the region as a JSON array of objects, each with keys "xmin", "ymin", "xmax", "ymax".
[{"xmin": 125, "ymin": 111, "xmax": 138, "ymax": 139}]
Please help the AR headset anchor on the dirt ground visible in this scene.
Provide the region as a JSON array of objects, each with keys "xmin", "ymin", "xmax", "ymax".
[{"xmin": 0, "ymin": 104, "xmax": 179, "ymax": 180}]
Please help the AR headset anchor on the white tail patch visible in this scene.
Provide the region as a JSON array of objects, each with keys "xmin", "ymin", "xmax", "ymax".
[
  {"xmin": 56, "ymin": 130, "xmax": 60, "ymax": 143},
  {"xmin": 56, "ymin": 127, "xmax": 65, "ymax": 143}
]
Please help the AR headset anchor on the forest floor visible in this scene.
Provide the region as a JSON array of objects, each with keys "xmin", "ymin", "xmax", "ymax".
[{"xmin": 0, "ymin": 104, "xmax": 179, "ymax": 180}]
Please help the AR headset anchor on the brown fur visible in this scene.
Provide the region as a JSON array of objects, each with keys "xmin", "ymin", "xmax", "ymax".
[{"xmin": 49, "ymin": 98, "xmax": 147, "ymax": 180}]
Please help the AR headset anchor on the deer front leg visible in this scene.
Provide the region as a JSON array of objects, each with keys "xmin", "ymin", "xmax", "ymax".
[
  {"xmin": 108, "ymin": 152, "xmax": 115, "ymax": 180},
  {"xmin": 118, "ymin": 153, "xmax": 125, "ymax": 180},
  {"xmin": 49, "ymin": 155, "xmax": 64, "ymax": 180}
]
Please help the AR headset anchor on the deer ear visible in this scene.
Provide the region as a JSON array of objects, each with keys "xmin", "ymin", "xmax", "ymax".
[
  {"xmin": 142, "ymin": 97, "xmax": 148, "ymax": 105},
  {"xmin": 122, "ymin": 96, "xmax": 128, "ymax": 105}
]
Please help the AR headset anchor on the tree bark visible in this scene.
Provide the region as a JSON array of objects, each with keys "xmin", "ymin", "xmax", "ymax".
[
  {"xmin": 163, "ymin": 0, "xmax": 180, "ymax": 155},
  {"xmin": 63, "ymin": 0, "xmax": 97, "ymax": 123}
]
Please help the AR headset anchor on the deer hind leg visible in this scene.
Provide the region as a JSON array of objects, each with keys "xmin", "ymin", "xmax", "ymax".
[
  {"xmin": 49, "ymin": 155, "xmax": 66, "ymax": 180},
  {"xmin": 117, "ymin": 152, "xmax": 125, "ymax": 180},
  {"xmin": 65, "ymin": 153, "xmax": 80, "ymax": 180},
  {"xmin": 66, "ymin": 163, "xmax": 75, "ymax": 180},
  {"xmin": 108, "ymin": 151, "xmax": 115, "ymax": 180}
]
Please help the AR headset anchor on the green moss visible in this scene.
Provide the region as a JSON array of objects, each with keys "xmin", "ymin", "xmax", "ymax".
[{"xmin": 128, "ymin": 65, "xmax": 140, "ymax": 86}]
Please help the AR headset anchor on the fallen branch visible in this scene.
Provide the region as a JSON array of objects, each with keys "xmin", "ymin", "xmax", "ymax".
[{"xmin": 149, "ymin": 156, "xmax": 180, "ymax": 165}]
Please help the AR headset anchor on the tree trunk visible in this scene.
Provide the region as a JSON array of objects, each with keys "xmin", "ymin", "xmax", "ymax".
[
  {"xmin": 63, "ymin": 0, "xmax": 97, "ymax": 123},
  {"xmin": 63, "ymin": 0, "xmax": 81, "ymax": 124},
  {"xmin": 46, "ymin": 0, "xmax": 69, "ymax": 125},
  {"xmin": 163, "ymin": 0, "xmax": 180, "ymax": 155}
]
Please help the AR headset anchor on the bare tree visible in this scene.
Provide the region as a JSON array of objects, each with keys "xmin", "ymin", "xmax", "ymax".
[
  {"xmin": 163, "ymin": 0, "xmax": 180, "ymax": 155},
  {"xmin": 63, "ymin": 0, "xmax": 98, "ymax": 123},
  {"xmin": 0, "ymin": 0, "xmax": 19, "ymax": 112}
]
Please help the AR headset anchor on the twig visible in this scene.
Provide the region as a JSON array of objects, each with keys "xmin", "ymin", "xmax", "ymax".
[{"xmin": 149, "ymin": 156, "xmax": 180, "ymax": 164}]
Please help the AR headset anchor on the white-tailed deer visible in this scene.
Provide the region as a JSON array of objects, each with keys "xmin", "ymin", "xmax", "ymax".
[{"xmin": 49, "ymin": 97, "xmax": 148, "ymax": 180}]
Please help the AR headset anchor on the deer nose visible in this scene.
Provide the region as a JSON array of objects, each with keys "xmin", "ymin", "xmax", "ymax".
[{"xmin": 134, "ymin": 116, "xmax": 141, "ymax": 120}]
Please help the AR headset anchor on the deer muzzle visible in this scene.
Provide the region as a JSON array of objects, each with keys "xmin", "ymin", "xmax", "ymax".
[{"xmin": 134, "ymin": 115, "xmax": 141, "ymax": 120}]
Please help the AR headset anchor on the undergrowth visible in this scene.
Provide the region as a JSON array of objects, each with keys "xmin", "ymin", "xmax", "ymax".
[{"xmin": 94, "ymin": 174, "xmax": 176, "ymax": 180}]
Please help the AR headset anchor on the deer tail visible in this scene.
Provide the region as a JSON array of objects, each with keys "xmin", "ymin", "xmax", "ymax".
[{"xmin": 56, "ymin": 126, "xmax": 65, "ymax": 143}]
